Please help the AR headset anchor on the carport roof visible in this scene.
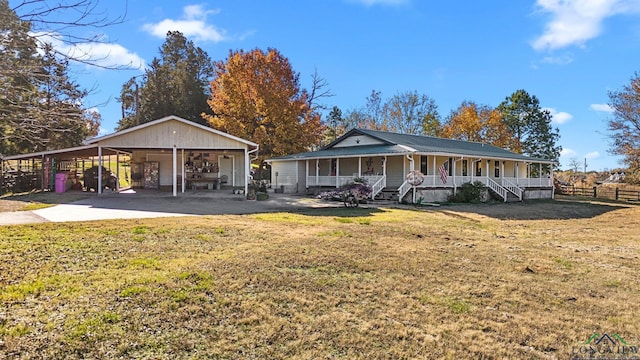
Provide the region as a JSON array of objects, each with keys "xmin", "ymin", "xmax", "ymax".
[{"xmin": 2, "ymin": 144, "xmax": 121, "ymax": 161}]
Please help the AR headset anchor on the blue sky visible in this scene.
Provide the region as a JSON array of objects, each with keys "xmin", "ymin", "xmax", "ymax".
[{"xmin": 16, "ymin": 0, "xmax": 640, "ymax": 171}]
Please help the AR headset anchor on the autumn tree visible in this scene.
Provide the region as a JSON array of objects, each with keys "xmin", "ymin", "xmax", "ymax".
[
  {"xmin": 117, "ymin": 31, "xmax": 214, "ymax": 129},
  {"xmin": 204, "ymin": 48, "xmax": 324, "ymax": 162},
  {"xmin": 498, "ymin": 89, "xmax": 561, "ymax": 165},
  {"xmin": 607, "ymin": 72, "xmax": 640, "ymax": 184},
  {"xmin": 438, "ymin": 101, "xmax": 507, "ymax": 148},
  {"xmin": 383, "ymin": 91, "xmax": 440, "ymax": 135},
  {"xmin": 1, "ymin": 2, "xmax": 99, "ymax": 154}
]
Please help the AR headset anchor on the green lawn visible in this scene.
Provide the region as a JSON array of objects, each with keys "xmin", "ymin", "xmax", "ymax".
[{"xmin": 1, "ymin": 202, "xmax": 639, "ymax": 359}]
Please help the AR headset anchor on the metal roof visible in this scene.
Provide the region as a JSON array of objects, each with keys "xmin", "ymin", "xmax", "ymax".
[{"xmin": 269, "ymin": 128, "xmax": 554, "ymax": 163}]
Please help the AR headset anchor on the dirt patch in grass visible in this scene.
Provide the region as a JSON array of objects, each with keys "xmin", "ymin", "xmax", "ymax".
[{"xmin": 1, "ymin": 200, "xmax": 639, "ymax": 359}]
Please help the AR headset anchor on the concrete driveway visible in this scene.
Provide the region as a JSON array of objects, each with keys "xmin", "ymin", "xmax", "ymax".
[{"xmin": 0, "ymin": 190, "xmax": 340, "ymax": 225}]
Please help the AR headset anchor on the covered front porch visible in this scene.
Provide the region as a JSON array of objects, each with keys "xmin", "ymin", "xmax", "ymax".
[{"xmin": 301, "ymin": 154, "xmax": 554, "ymax": 202}]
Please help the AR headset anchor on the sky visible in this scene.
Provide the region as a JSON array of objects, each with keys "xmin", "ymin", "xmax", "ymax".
[{"xmin": 13, "ymin": 0, "xmax": 640, "ymax": 171}]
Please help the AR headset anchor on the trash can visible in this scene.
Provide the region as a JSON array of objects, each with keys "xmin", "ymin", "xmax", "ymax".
[{"xmin": 55, "ymin": 173, "xmax": 68, "ymax": 193}]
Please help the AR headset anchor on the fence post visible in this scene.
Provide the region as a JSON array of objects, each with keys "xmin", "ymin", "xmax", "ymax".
[
  {"xmin": 615, "ymin": 187, "xmax": 619, "ymax": 201},
  {"xmin": 593, "ymin": 186, "xmax": 597, "ymax": 198}
]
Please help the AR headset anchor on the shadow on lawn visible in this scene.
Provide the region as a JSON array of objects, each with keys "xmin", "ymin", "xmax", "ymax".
[{"xmin": 432, "ymin": 198, "xmax": 633, "ymax": 221}]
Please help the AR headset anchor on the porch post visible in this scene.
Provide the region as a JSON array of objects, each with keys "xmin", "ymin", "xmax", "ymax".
[
  {"xmin": 432, "ymin": 156, "xmax": 436, "ymax": 186},
  {"xmin": 97, "ymin": 145, "xmax": 103, "ymax": 195},
  {"xmin": 336, "ymin": 158, "xmax": 340, "ymax": 188},
  {"xmin": 181, "ymin": 149, "xmax": 185, "ymax": 193},
  {"xmin": 551, "ymin": 165, "xmax": 555, "ymax": 199},
  {"xmin": 501, "ymin": 161, "xmax": 504, "ymax": 180},
  {"xmin": 358, "ymin": 157, "xmax": 362, "ymax": 177},
  {"xmin": 471, "ymin": 160, "xmax": 474, "ymax": 183},
  {"xmin": 452, "ymin": 159, "xmax": 456, "ymax": 189},
  {"xmin": 383, "ymin": 156, "xmax": 387, "ymax": 176},
  {"xmin": 486, "ymin": 160, "xmax": 489, "ymax": 180},
  {"xmin": 172, "ymin": 145, "xmax": 177, "ymax": 197},
  {"xmin": 116, "ymin": 152, "xmax": 120, "ymax": 191},
  {"xmin": 305, "ymin": 160, "xmax": 309, "ymax": 188}
]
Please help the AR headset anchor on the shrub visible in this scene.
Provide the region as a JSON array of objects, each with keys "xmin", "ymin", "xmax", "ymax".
[{"xmin": 448, "ymin": 181, "xmax": 486, "ymax": 203}]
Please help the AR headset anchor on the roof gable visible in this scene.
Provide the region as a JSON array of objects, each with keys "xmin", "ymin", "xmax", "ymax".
[{"xmin": 87, "ymin": 115, "xmax": 258, "ymax": 149}]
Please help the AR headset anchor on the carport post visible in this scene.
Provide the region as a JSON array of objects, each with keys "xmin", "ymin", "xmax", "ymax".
[
  {"xmin": 172, "ymin": 145, "xmax": 177, "ymax": 197},
  {"xmin": 98, "ymin": 146, "xmax": 102, "ymax": 195}
]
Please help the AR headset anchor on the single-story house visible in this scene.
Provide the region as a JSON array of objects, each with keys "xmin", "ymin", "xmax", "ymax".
[
  {"xmin": 267, "ymin": 128, "xmax": 556, "ymax": 202},
  {"xmin": 1, "ymin": 115, "xmax": 258, "ymax": 196}
]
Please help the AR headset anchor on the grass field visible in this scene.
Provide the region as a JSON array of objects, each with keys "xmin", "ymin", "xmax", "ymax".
[{"xmin": 1, "ymin": 198, "xmax": 639, "ymax": 359}]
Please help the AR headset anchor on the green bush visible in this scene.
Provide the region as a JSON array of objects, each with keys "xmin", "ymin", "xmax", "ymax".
[{"xmin": 448, "ymin": 181, "xmax": 486, "ymax": 203}]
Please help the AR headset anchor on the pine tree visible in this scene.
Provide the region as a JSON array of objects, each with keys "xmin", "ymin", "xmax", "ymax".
[
  {"xmin": 1, "ymin": 2, "xmax": 99, "ymax": 154},
  {"xmin": 498, "ymin": 90, "xmax": 561, "ymax": 166},
  {"xmin": 117, "ymin": 31, "xmax": 214, "ymax": 129}
]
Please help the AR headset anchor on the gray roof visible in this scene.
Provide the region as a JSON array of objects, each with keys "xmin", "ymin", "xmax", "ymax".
[{"xmin": 269, "ymin": 128, "xmax": 554, "ymax": 163}]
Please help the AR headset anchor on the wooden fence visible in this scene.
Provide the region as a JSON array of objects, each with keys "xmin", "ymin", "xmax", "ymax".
[{"xmin": 558, "ymin": 185, "xmax": 640, "ymax": 203}]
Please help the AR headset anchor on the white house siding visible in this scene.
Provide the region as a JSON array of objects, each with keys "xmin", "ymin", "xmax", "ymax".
[
  {"xmin": 271, "ymin": 161, "xmax": 298, "ymax": 193},
  {"xmin": 332, "ymin": 134, "xmax": 385, "ymax": 148},
  {"xmin": 386, "ymin": 155, "xmax": 407, "ymax": 187},
  {"xmin": 296, "ymin": 161, "xmax": 306, "ymax": 193},
  {"xmin": 338, "ymin": 158, "xmax": 359, "ymax": 177}
]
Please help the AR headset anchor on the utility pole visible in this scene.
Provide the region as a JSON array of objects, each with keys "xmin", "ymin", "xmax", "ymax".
[{"xmin": 584, "ymin": 158, "xmax": 587, "ymax": 174}]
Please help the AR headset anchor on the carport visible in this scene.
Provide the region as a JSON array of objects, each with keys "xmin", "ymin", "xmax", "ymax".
[{"xmin": 1, "ymin": 115, "xmax": 259, "ymax": 197}]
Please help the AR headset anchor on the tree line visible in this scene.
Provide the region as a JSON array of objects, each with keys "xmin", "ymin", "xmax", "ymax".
[{"xmin": 2, "ymin": 0, "xmax": 639, "ymax": 183}]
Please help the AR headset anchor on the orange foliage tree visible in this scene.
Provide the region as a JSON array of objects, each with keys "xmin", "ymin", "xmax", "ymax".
[
  {"xmin": 204, "ymin": 48, "xmax": 324, "ymax": 162},
  {"xmin": 440, "ymin": 101, "xmax": 511, "ymax": 147}
]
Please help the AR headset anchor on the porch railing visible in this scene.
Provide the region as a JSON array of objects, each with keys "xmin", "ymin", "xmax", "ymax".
[
  {"xmin": 482, "ymin": 177, "xmax": 507, "ymax": 202},
  {"xmin": 397, "ymin": 180, "xmax": 412, "ymax": 202},
  {"xmin": 501, "ymin": 178, "xmax": 523, "ymax": 201},
  {"xmin": 307, "ymin": 175, "xmax": 385, "ymax": 188},
  {"xmin": 370, "ymin": 175, "xmax": 386, "ymax": 199}
]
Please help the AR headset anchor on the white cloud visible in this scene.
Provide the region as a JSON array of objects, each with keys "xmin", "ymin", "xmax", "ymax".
[
  {"xmin": 585, "ymin": 151, "xmax": 600, "ymax": 159},
  {"xmin": 544, "ymin": 107, "xmax": 573, "ymax": 124},
  {"xmin": 531, "ymin": 0, "xmax": 640, "ymax": 51},
  {"xmin": 142, "ymin": 4, "xmax": 228, "ymax": 42},
  {"xmin": 541, "ymin": 54, "xmax": 574, "ymax": 65},
  {"xmin": 561, "ymin": 148, "xmax": 577, "ymax": 157},
  {"xmin": 590, "ymin": 103, "xmax": 614, "ymax": 113},
  {"xmin": 32, "ymin": 32, "xmax": 145, "ymax": 69}
]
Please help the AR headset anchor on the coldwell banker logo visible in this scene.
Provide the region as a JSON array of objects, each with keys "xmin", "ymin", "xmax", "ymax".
[{"xmin": 571, "ymin": 333, "xmax": 639, "ymax": 359}]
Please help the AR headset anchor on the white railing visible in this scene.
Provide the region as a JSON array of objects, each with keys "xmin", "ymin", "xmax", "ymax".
[
  {"xmin": 483, "ymin": 177, "xmax": 507, "ymax": 202},
  {"xmin": 307, "ymin": 175, "xmax": 385, "ymax": 188},
  {"xmin": 370, "ymin": 175, "xmax": 386, "ymax": 199},
  {"xmin": 397, "ymin": 180, "xmax": 412, "ymax": 203},
  {"xmin": 501, "ymin": 178, "xmax": 523, "ymax": 201},
  {"xmin": 504, "ymin": 177, "xmax": 552, "ymax": 187}
]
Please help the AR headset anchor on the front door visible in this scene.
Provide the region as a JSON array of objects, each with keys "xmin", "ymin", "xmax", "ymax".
[{"xmin": 218, "ymin": 155, "xmax": 235, "ymax": 186}]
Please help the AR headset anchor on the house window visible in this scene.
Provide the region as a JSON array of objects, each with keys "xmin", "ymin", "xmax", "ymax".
[
  {"xmin": 476, "ymin": 160, "xmax": 482, "ymax": 176},
  {"xmin": 420, "ymin": 156, "xmax": 428, "ymax": 175},
  {"xmin": 462, "ymin": 160, "xmax": 468, "ymax": 176},
  {"xmin": 494, "ymin": 161, "xmax": 500, "ymax": 177}
]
